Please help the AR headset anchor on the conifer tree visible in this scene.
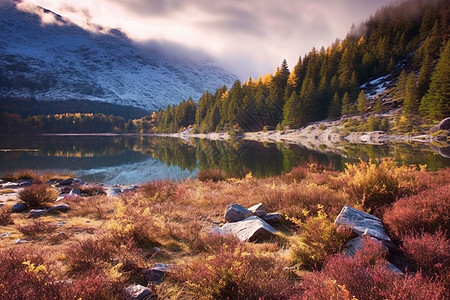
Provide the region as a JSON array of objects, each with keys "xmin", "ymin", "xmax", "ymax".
[
  {"xmin": 328, "ymin": 92, "xmax": 341, "ymax": 119},
  {"xmin": 357, "ymin": 90, "xmax": 369, "ymax": 115},
  {"xmin": 420, "ymin": 40, "xmax": 450, "ymax": 120},
  {"xmin": 341, "ymin": 91, "xmax": 353, "ymax": 118},
  {"xmin": 282, "ymin": 91, "xmax": 301, "ymax": 128}
]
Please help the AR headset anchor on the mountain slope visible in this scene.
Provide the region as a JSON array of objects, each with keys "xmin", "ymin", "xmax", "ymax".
[{"xmin": 0, "ymin": 1, "xmax": 237, "ymax": 112}]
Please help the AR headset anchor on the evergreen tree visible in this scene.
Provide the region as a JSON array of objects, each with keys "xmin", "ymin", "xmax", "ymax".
[
  {"xmin": 328, "ymin": 92, "xmax": 342, "ymax": 119},
  {"xmin": 282, "ymin": 91, "xmax": 301, "ymax": 128},
  {"xmin": 396, "ymin": 70, "xmax": 407, "ymax": 102},
  {"xmin": 341, "ymin": 92, "xmax": 354, "ymax": 118},
  {"xmin": 403, "ymin": 72, "xmax": 419, "ymax": 117},
  {"xmin": 420, "ymin": 40, "xmax": 450, "ymax": 120},
  {"xmin": 357, "ymin": 90, "xmax": 369, "ymax": 115}
]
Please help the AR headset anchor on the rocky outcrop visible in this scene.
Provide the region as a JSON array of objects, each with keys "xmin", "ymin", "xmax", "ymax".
[
  {"xmin": 219, "ymin": 216, "xmax": 277, "ymax": 242},
  {"xmin": 430, "ymin": 117, "xmax": 450, "ymax": 132},
  {"xmin": 12, "ymin": 203, "xmax": 27, "ymax": 212},
  {"xmin": 335, "ymin": 205, "xmax": 404, "ymax": 274}
]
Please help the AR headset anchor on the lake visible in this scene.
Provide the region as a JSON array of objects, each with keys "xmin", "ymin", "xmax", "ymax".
[{"xmin": 0, "ymin": 134, "xmax": 449, "ymax": 184}]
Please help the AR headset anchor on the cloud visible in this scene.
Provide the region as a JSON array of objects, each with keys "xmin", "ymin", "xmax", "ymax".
[{"xmin": 20, "ymin": 0, "xmax": 400, "ymax": 79}]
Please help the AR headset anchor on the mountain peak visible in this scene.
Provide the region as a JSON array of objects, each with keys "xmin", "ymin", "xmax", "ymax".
[{"xmin": 0, "ymin": 0, "xmax": 237, "ymax": 111}]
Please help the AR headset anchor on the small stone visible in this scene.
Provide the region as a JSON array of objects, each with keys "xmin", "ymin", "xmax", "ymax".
[
  {"xmin": 1, "ymin": 233, "xmax": 11, "ymax": 237},
  {"xmin": 48, "ymin": 204, "xmax": 70, "ymax": 212},
  {"xmin": 18, "ymin": 179, "xmax": 33, "ymax": 187},
  {"xmin": 122, "ymin": 185, "xmax": 139, "ymax": 193},
  {"xmin": 28, "ymin": 209, "xmax": 48, "ymax": 218},
  {"xmin": 12, "ymin": 203, "xmax": 28, "ymax": 212},
  {"xmin": 56, "ymin": 221, "xmax": 67, "ymax": 227},
  {"xmin": 108, "ymin": 188, "xmax": 122, "ymax": 197},
  {"xmin": 248, "ymin": 203, "xmax": 267, "ymax": 217},
  {"xmin": 224, "ymin": 204, "xmax": 253, "ymax": 223},
  {"xmin": 69, "ymin": 188, "xmax": 81, "ymax": 196},
  {"xmin": 15, "ymin": 238, "xmax": 28, "ymax": 244},
  {"xmin": 143, "ymin": 263, "xmax": 172, "ymax": 284},
  {"xmin": 58, "ymin": 178, "xmax": 74, "ymax": 186},
  {"xmin": 124, "ymin": 284, "xmax": 155, "ymax": 300}
]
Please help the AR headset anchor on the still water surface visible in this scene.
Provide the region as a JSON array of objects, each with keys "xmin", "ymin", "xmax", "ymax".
[{"xmin": 0, "ymin": 135, "xmax": 449, "ymax": 184}]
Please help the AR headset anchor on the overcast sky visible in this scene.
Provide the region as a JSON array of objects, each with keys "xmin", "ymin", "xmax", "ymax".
[{"xmin": 21, "ymin": 0, "xmax": 400, "ymax": 80}]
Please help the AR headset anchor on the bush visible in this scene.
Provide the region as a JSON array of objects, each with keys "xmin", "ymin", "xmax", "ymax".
[
  {"xmin": 16, "ymin": 220, "xmax": 57, "ymax": 235},
  {"xmin": 287, "ymin": 166, "xmax": 308, "ymax": 182},
  {"xmin": 18, "ymin": 184, "xmax": 58, "ymax": 208},
  {"xmin": 343, "ymin": 159, "xmax": 400, "ymax": 212},
  {"xmin": 1, "ymin": 169, "xmax": 39, "ymax": 182},
  {"xmin": 166, "ymin": 243, "xmax": 297, "ymax": 299},
  {"xmin": 401, "ymin": 230, "xmax": 449, "ymax": 279},
  {"xmin": 0, "ymin": 206, "xmax": 13, "ymax": 225},
  {"xmin": 318, "ymin": 123, "xmax": 327, "ymax": 130},
  {"xmin": 78, "ymin": 185, "xmax": 106, "ymax": 196},
  {"xmin": 139, "ymin": 180, "xmax": 176, "ymax": 202},
  {"xmin": 300, "ymin": 237, "xmax": 447, "ymax": 300},
  {"xmin": 290, "ymin": 208, "xmax": 351, "ymax": 269},
  {"xmin": 383, "ymin": 185, "xmax": 450, "ymax": 237},
  {"xmin": 198, "ymin": 168, "xmax": 226, "ymax": 182}
]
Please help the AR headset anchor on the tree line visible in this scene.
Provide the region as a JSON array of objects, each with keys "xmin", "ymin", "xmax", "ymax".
[{"xmin": 153, "ymin": 0, "xmax": 449, "ymax": 134}]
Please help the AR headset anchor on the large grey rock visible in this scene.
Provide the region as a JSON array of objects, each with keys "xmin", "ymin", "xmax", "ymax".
[
  {"xmin": 262, "ymin": 213, "xmax": 283, "ymax": 226},
  {"xmin": 343, "ymin": 235, "xmax": 404, "ymax": 274},
  {"xmin": 28, "ymin": 209, "xmax": 48, "ymax": 218},
  {"xmin": 12, "ymin": 203, "xmax": 28, "ymax": 212},
  {"xmin": 124, "ymin": 284, "xmax": 154, "ymax": 300},
  {"xmin": 220, "ymin": 216, "xmax": 277, "ymax": 242},
  {"xmin": 248, "ymin": 203, "xmax": 267, "ymax": 217},
  {"xmin": 224, "ymin": 204, "xmax": 253, "ymax": 223},
  {"xmin": 108, "ymin": 187, "xmax": 122, "ymax": 197},
  {"xmin": 335, "ymin": 205, "xmax": 391, "ymax": 241},
  {"xmin": 343, "ymin": 235, "xmax": 389, "ymax": 257}
]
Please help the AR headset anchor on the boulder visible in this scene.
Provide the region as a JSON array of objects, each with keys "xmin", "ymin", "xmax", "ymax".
[
  {"xmin": 108, "ymin": 187, "xmax": 122, "ymax": 197},
  {"xmin": 262, "ymin": 213, "xmax": 283, "ymax": 226},
  {"xmin": 224, "ymin": 204, "xmax": 253, "ymax": 223},
  {"xmin": 123, "ymin": 185, "xmax": 139, "ymax": 193},
  {"xmin": 343, "ymin": 235, "xmax": 404, "ymax": 274},
  {"xmin": 18, "ymin": 179, "xmax": 33, "ymax": 187},
  {"xmin": 430, "ymin": 117, "xmax": 450, "ymax": 132},
  {"xmin": 343, "ymin": 235, "xmax": 389, "ymax": 257},
  {"xmin": 143, "ymin": 263, "xmax": 172, "ymax": 284},
  {"xmin": 48, "ymin": 204, "xmax": 70, "ymax": 212},
  {"xmin": 2, "ymin": 182, "xmax": 19, "ymax": 189},
  {"xmin": 124, "ymin": 284, "xmax": 155, "ymax": 300},
  {"xmin": 248, "ymin": 203, "xmax": 267, "ymax": 217},
  {"xmin": 28, "ymin": 209, "xmax": 48, "ymax": 218},
  {"xmin": 12, "ymin": 203, "xmax": 27, "ymax": 212},
  {"xmin": 335, "ymin": 205, "xmax": 390, "ymax": 241},
  {"xmin": 58, "ymin": 178, "xmax": 85, "ymax": 186},
  {"xmin": 220, "ymin": 216, "xmax": 277, "ymax": 242}
]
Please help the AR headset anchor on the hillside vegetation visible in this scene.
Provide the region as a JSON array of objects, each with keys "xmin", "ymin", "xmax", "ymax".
[
  {"xmin": 150, "ymin": 0, "xmax": 449, "ymax": 134},
  {"xmin": 0, "ymin": 161, "xmax": 448, "ymax": 299}
]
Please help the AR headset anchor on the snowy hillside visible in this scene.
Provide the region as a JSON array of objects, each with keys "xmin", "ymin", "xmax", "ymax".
[{"xmin": 0, "ymin": 1, "xmax": 237, "ymax": 111}]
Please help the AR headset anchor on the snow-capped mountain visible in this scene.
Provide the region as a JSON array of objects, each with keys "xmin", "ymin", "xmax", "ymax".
[{"xmin": 0, "ymin": 1, "xmax": 237, "ymax": 111}]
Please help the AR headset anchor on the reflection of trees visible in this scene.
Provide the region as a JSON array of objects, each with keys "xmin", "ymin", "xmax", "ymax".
[{"xmin": 1, "ymin": 135, "xmax": 448, "ymax": 176}]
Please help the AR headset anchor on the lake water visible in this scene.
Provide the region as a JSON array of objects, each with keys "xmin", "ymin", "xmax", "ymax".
[{"xmin": 0, "ymin": 134, "xmax": 449, "ymax": 184}]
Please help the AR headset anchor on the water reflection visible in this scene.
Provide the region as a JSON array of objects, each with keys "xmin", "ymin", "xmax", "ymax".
[{"xmin": 0, "ymin": 135, "xmax": 449, "ymax": 184}]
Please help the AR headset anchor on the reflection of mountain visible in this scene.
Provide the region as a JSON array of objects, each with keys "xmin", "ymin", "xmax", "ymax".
[
  {"xmin": 77, "ymin": 159, "xmax": 197, "ymax": 185},
  {"xmin": 1, "ymin": 135, "xmax": 449, "ymax": 184}
]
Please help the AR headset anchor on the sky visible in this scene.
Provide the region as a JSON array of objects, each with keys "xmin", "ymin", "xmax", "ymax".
[{"xmin": 20, "ymin": 0, "xmax": 400, "ymax": 80}]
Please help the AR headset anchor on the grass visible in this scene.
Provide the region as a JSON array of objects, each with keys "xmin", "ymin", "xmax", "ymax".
[{"xmin": 0, "ymin": 161, "xmax": 448, "ymax": 299}]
